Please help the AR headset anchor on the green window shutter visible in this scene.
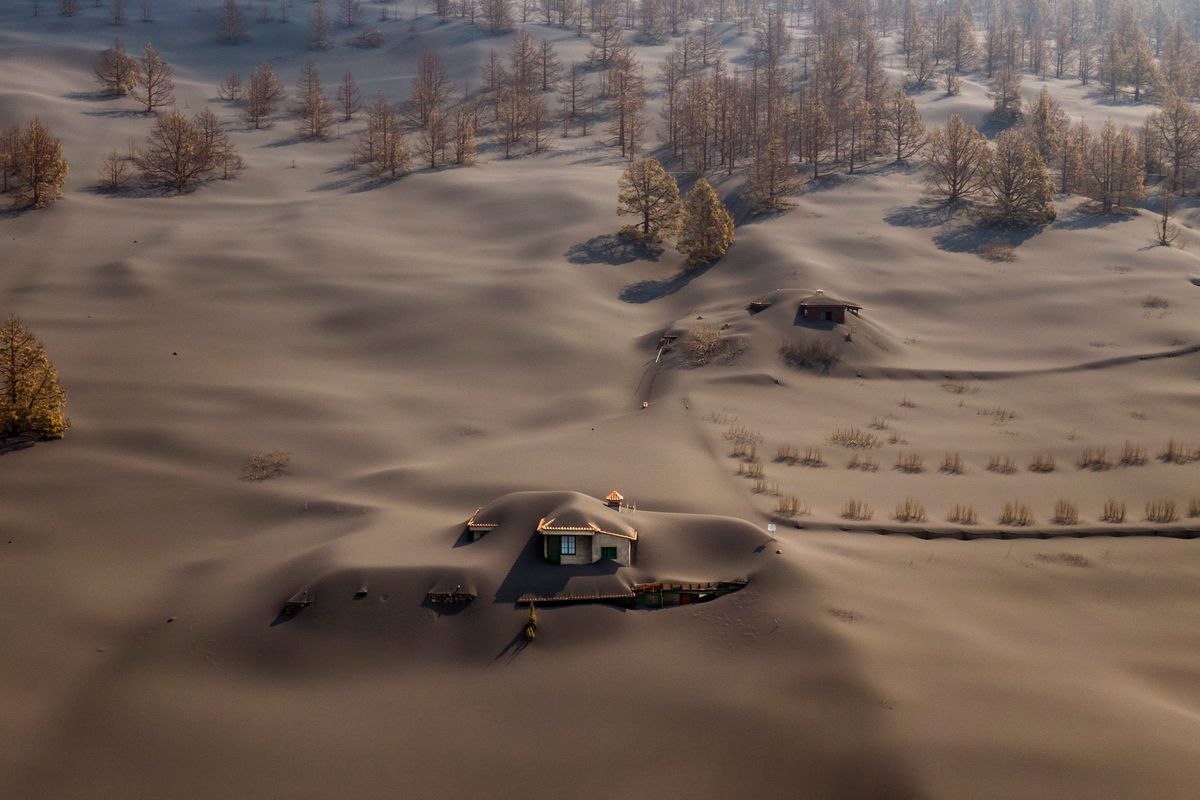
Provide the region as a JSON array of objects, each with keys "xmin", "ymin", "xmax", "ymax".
[{"xmin": 601, "ymin": 546, "xmax": 617, "ymax": 560}]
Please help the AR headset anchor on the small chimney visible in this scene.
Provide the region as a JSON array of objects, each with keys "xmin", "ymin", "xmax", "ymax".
[{"xmin": 605, "ymin": 490, "xmax": 624, "ymax": 510}]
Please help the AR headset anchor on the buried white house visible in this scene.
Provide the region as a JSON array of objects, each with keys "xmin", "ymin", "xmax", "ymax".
[{"xmin": 536, "ymin": 494, "xmax": 638, "ymax": 566}]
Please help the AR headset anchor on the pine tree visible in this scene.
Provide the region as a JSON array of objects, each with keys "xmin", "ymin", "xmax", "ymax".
[
  {"xmin": 309, "ymin": 0, "xmax": 332, "ymax": 49},
  {"xmin": 982, "ymin": 130, "xmax": 1056, "ymax": 225},
  {"xmin": 1081, "ymin": 120, "xmax": 1145, "ymax": 212},
  {"xmin": 217, "ymin": 0, "xmax": 249, "ymax": 42},
  {"xmin": 749, "ymin": 136, "xmax": 795, "ymax": 211},
  {"xmin": 13, "ymin": 119, "xmax": 69, "ymax": 209},
  {"xmin": 990, "ymin": 63, "xmax": 1022, "ymax": 120},
  {"xmin": 245, "ymin": 62, "xmax": 285, "ymax": 129},
  {"xmin": 94, "ymin": 39, "xmax": 139, "ymax": 96},
  {"xmin": 337, "ymin": 71, "xmax": 361, "ymax": 121},
  {"xmin": 617, "ymin": 157, "xmax": 681, "ymax": 241},
  {"xmin": 295, "ymin": 60, "xmax": 335, "ymax": 139},
  {"xmin": 0, "ymin": 316, "xmax": 69, "ymax": 440},
  {"xmin": 926, "ymin": 113, "xmax": 990, "ymax": 202},
  {"xmin": 678, "ymin": 178, "xmax": 734, "ymax": 268},
  {"xmin": 134, "ymin": 42, "xmax": 174, "ymax": 114},
  {"xmin": 1025, "ymin": 86, "xmax": 1068, "ymax": 164},
  {"xmin": 1148, "ymin": 93, "xmax": 1200, "ymax": 194}
]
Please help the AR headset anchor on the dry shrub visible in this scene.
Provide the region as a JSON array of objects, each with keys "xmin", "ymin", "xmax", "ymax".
[
  {"xmin": 899, "ymin": 396, "xmax": 916, "ymax": 408},
  {"xmin": 1145, "ymin": 499, "xmax": 1178, "ymax": 523},
  {"xmin": 752, "ymin": 478, "xmax": 780, "ymax": 496},
  {"xmin": 1119, "ymin": 441, "xmax": 1147, "ymax": 466},
  {"xmin": 869, "ymin": 416, "xmax": 890, "ymax": 430},
  {"xmin": 841, "ymin": 498, "xmax": 874, "ymax": 520},
  {"xmin": 1051, "ymin": 499, "xmax": 1079, "ymax": 525},
  {"xmin": 940, "ymin": 452, "xmax": 965, "ymax": 474},
  {"xmin": 828, "ymin": 427, "xmax": 879, "ymax": 448},
  {"xmin": 846, "ymin": 454, "xmax": 879, "ymax": 471},
  {"xmin": 704, "ymin": 409, "xmax": 737, "ymax": 425},
  {"xmin": 941, "ymin": 381, "xmax": 977, "ymax": 395},
  {"xmin": 780, "ymin": 339, "xmax": 840, "ymax": 374},
  {"xmin": 800, "ymin": 447, "xmax": 826, "ymax": 467},
  {"xmin": 1187, "ymin": 498, "xmax": 1200, "ymax": 518},
  {"xmin": 887, "ymin": 430, "xmax": 906, "ymax": 445},
  {"xmin": 737, "ymin": 461, "xmax": 764, "ymax": 479},
  {"xmin": 1029, "ymin": 453, "xmax": 1056, "ymax": 473},
  {"xmin": 775, "ymin": 494, "xmax": 809, "ymax": 517},
  {"xmin": 1034, "ymin": 552, "xmax": 1089, "ymax": 567},
  {"xmin": 998, "ymin": 502, "xmax": 1034, "ymax": 526},
  {"xmin": 1159, "ymin": 439, "xmax": 1195, "ymax": 464},
  {"xmin": 947, "ymin": 504, "xmax": 978, "ymax": 525},
  {"xmin": 243, "ymin": 450, "xmax": 291, "ymax": 481},
  {"xmin": 1100, "ymin": 499, "xmax": 1126, "ymax": 523},
  {"xmin": 978, "ymin": 407, "xmax": 1016, "ymax": 424},
  {"xmin": 987, "ymin": 455, "xmax": 1017, "ymax": 474},
  {"xmin": 725, "ymin": 425, "xmax": 762, "ymax": 459},
  {"xmin": 893, "ymin": 496, "xmax": 927, "ymax": 523},
  {"xmin": 1076, "ymin": 448, "xmax": 1112, "ymax": 471},
  {"xmin": 682, "ymin": 322, "xmax": 730, "ymax": 365},
  {"xmin": 775, "ymin": 444, "xmax": 800, "ymax": 464},
  {"xmin": 1142, "ymin": 295, "xmax": 1170, "ymax": 309},
  {"xmin": 978, "ymin": 242, "xmax": 1016, "ymax": 262},
  {"xmin": 895, "ymin": 453, "xmax": 924, "ymax": 473}
]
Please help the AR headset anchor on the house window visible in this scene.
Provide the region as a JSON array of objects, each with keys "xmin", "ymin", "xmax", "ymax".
[
  {"xmin": 823, "ymin": 310, "xmax": 834, "ymax": 321},
  {"xmin": 560, "ymin": 535, "xmax": 576, "ymax": 556},
  {"xmin": 600, "ymin": 546, "xmax": 618, "ymax": 560}
]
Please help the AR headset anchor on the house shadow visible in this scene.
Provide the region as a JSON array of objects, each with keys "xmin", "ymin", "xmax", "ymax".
[
  {"xmin": 491, "ymin": 534, "xmax": 622, "ymax": 604},
  {"xmin": 619, "ymin": 262, "xmax": 714, "ymax": 304},
  {"xmin": 565, "ymin": 233, "xmax": 662, "ymax": 265}
]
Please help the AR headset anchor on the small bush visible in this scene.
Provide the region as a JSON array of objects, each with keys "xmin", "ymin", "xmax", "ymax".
[
  {"xmin": 978, "ymin": 407, "xmax": 1016, "ymax": 424},
  {"xmin": 895, "ymin": 453, "xmax": 924, "ymax": 473},
  {"xmin": 1145, "ymin": 499, "xmax": 1178, "ymax": 523},
  {"xmin": 1077, "ymin": 448, "xmax": 1112, "ymax": 471},
  {"xmin": 1034, "ymin": 552, "xmax": 1089, "ymax": 567},
  {"xmin": 780, "ymin": 339, "xmax": 840, "ymax": 374},
  {"xmin": 828, "ymin": 427, "xmax": 879, "ymax": 448},
  {"xmin": 869, "ymin": 416, "xmax": 890, "ymax": 430},
  {"xmin": 800, "ymin": 447, "xmax": 826, "ymax": 467},
  {"xmin": 1029, "ymin": 453, "xmax": 1056, "ymax": 473},
  {"xmin": 893, "ymin": 496, "xmax": 927, "ymax": 523},
  {"xmin": 1051, "ymin": 499, "xmax": 1079, "ymax": 525},
  {"xmin": 998, "ymin": 502, "xmax": 1034, "ymax": 526},
  {"xmin": 941, "ymin": 381, "xmax": 977, "ymax": 395},
  {"xmin": 940, "ymin": 452, "xmax": 965, "ymax": 474},
  {"xmin": 243, "ymin": 450, "xmax": 291, "ymax": 481},
  {"xmin": 1100, "ymin": 498, "xmax": 1126, "ymax": 523},
  {"xmin": 775, "ymin": 445, "xmax": 800, "ymax": 464},
  {"xmin": 947, "ymin": 504, "xmax": 978, "ymax": 525},
  {"xmin": 1119, "ymin": 441, "xmax": 1148, "ymax": 466},
  {"xmin": 987, "ymin": 455, "xmax": 1017, "ymax": 474},
  {"xmin": 899, "ymin": 396, "xmax": 916, "ymax": 408},
  {"xmin": 1142, "ymin": 295, "xmax": 1170, "ymax": 309},
  {"xmin": 682, "ymin": 322, "xmax": 730, "ymax": 366},
  {"xmin": 841, "ymin": 498, "xmax": 874, "ymax": 521}
]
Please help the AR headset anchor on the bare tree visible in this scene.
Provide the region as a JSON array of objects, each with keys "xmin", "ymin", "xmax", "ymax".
[
  {"xmin": 337, "ymin": 0, "xmax": 362, "ymax": 26},
  {"xmin": 94, "ymin": 38, "xmax": 139, "ymax": 96},
  {"xmin": 134, "ymin": 42, "xmax": 174, "ymax": 114},
  {"xmin": 926, "ymin": 112, "xmax": 990, "ymax": 202},
  {"xmin": 12, "ymin": 119, "xmax": 69, "ymax": 209},
  {"xmin": 983, "ymin": 130, "xmax": 1056, "ymax": 225},
  {"xmin": 136, "ymin": 109, "xmax": 237, "ymax": 191},
  {"xmin": 882, "ymin": 85, "xmax": 926, "ymax": 162},
  {"xmin": 217, "ymin": 72, "xmax": 243, "ymax": 101},
  {"xmin": 409, "ymin": 48, "xmax": 453, "ymax": 128},
  {"xmin": 96, "ymin": 149, "xmax": 132, "ymax": 191},
  {"xmin": 356, "ymin": 93, "xmax": 410, "ymax": 177},
  {"xmin": 0, "ymin": 126, "xmax": 21, "ymax": 194},
  {"xmin": 309, "ymin": 0, "xmax": 332, "ymax": 49},
  {"xmin": 1155, "ymin": 192, "xmax": 1180, "ymax": 246},
  {"xmin": 617, "ymin": 156, "xmax": 681, "ymax": 240},
  {"xmin": 1148, "ymin": 93, "xmax": 1200, "ymax": 194}
]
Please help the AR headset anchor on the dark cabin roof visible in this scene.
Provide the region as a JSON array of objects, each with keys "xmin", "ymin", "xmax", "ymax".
[{"xmin": 797, "ymin": 293, "xmax": 862, "ymax": 310}]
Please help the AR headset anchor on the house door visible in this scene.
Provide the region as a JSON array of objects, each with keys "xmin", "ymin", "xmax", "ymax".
[{"xmin": 546, "ymin": 536, "xmax": 561, "ymax": 565}]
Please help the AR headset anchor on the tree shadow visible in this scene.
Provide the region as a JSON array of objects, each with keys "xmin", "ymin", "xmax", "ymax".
[
  {"xmin": 565, "ymin": 233, "xmax": 662, "ymax": 265},
  {"xmin": 63, "ymin": 90, "xmax": 120, "ymax": 102},
  {"xmin": 82, "ymin": 108, "xmax": 147, "ymax": 119},
  {"xmin": 884, "ymin": 199, "xmax": 964, "ymax": 229},
  {"xmin": 932, "ymin": 218, "xmax": 1044, "ymax": 254},
  {"xmin": 619, "ymin": 262, "xmax": 713, "ymax": 303},
  {"xmin": 1052, "ymin": 203, "xmax": 1136, "ymax": 230},
  {"xmin": 0, "ymin": 436, "xmax": 37, "ymax": 456}
]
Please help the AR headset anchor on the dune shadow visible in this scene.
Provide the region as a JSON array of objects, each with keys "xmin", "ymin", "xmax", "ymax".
[
  {"xmin": 619, "ymin": 261, "xmax": 713, "ymax": 303},
  {"xmin": 261, "ymin": 134, "xmax": 310, "ymax": 148},
  {"xmin": 979, "ymin": 114, "xmax": 1020, "ymax": 139},
  {"xmin": 565, "ymin": 233, "xmax": 662, "ymax": 265},
  {"xmin": 451, "ymin": 527, "xmax": 474, "ymax": 548}
]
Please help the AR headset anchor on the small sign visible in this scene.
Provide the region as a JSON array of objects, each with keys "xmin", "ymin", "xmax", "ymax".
[{"xmin": 766, "ymin": 523, "xmax": 777, "ymax": 533}]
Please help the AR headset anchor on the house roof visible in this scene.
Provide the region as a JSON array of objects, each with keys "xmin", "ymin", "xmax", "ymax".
[
  {"xmin": 536, "ymin": 497, "xmax": 638, "ymax": 541},
  {"xmin": 465, "ymin": 507, "xmax": 499, "ymax": 528},
  {"xmin": 605, "ymin": 490, "xmax": 624, "ymax": 502},
  {"xmin": 798, "ymin": 293, "xmax": 862, "ymax": 310}
]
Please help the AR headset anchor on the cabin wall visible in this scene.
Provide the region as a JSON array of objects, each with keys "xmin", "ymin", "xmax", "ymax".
[
  {"xmin": 593, "ymin": 534, "xmax": 633, "ymax": 566},
  {"xmin": 802, "ymin": 307, "xmax": 846, "ymax": 324}
]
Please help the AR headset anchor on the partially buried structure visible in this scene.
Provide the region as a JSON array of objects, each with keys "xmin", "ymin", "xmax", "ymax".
[
  {"xmin": 537, "ymin": 492, "xmax": 638, "ymax": 566},
  {"xmin": 797, "ymin": 291, "xmax": 862, "ymax": 324}
]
